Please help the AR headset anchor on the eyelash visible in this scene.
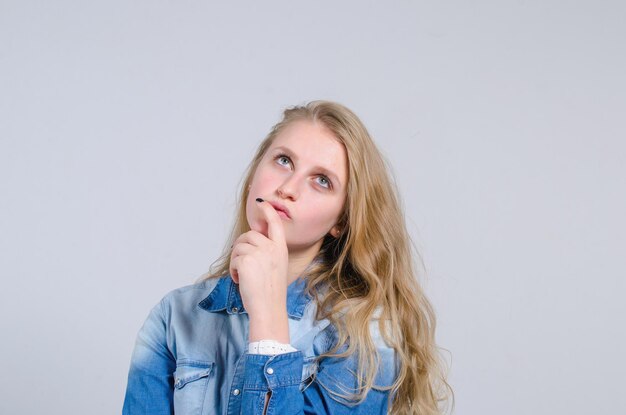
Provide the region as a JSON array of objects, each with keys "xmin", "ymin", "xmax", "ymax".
[{"xmin": 275, "ymin": 154, "xmax": 332, "ymax": 190}]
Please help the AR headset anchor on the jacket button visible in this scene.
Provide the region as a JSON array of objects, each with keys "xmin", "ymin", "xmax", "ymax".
[
  {"xmin": 231, "ymin": 307, "xmax": 238, "ymax": 313},
  {"xmin": 232, "ymin": 389, "xmax": 240, "ymax": 396},
  {"xmin": 266, "ymin": 367, "xmax": 274, "ymax": 375}
]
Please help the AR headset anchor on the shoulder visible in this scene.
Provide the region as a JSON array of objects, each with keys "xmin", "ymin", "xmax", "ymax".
[
  {"xmin": 313, "ymin": 307, "xmax": 397, "ymax": 396},
  {"xmin": 137, "ymin": 278, "xmax": 222, "ymax": 336},
  {"xmin": 136, "ymin": 277, "xmax": 234, "ymax": 362},
  {"xmin": 315, "ymin": 306, "xmax": 395, "ymax": 357},
  {"xmin": 368, "ymin": 308, "xmax": 396, "ymax": 375}
]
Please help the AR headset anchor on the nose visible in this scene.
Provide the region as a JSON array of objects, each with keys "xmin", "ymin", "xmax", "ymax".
[{"xmin": 276, "ymin": 174, "xmax": 300, "ymax": 200}]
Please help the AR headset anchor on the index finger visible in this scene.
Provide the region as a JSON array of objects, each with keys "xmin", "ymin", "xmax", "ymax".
[{"xmin": 255, "ymin": 198, "xmax": 286, "ymax": 245}]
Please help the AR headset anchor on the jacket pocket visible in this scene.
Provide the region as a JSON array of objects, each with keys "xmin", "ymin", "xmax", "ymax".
[{"xmin": 173, "ymin": 359, "xmax": 214, "ymax": 415}]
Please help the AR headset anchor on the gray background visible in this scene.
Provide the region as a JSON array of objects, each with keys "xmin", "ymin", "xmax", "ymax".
[{"xmin": 1, "ymin": 1, "xmax": 624, "ymax": 414}]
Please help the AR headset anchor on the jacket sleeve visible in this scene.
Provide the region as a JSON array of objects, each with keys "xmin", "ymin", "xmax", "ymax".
[
  {"xmin": 122, "ymin": 300, "xmax": 175, "ymax": 415},
  {"xmin": 240, "ymin": 327, "xmax": 396, "ymax": 415}
]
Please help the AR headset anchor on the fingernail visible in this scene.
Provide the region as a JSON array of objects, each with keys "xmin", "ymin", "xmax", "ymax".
[{"xmin": 255, "ymin": 198, "xmax": 264, "ymax": 203}]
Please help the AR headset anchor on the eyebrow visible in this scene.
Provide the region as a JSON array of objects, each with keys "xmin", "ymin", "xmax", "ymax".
[{"xmin": 272, "ymin": 146, "xmax": 342, "ymax": 187}]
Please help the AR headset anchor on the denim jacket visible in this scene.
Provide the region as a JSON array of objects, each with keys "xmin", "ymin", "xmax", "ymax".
[{"xmin": 122, "ymin": 274, "xmax": 397, "ymax": 414}]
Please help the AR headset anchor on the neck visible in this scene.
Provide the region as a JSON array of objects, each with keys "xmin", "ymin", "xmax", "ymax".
[{"xmin": 286, "ymin": 240, "xmax": 323, "ymax": 284}]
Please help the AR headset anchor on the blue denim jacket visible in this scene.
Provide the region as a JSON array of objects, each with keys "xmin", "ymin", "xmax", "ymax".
[{"xmin": 122, "ymin": 274, "xmax": 397, "ymax": 414}]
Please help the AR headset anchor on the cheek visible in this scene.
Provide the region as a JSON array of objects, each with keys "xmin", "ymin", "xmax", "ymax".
[
  {"xmin": 245, "ymin": 193, "xmax": 268, "ymax": 234},
  {"xmin": 249, "ymin": 168, "xmax": 279, "ymax": 194},
  {"xmin": 245, "ymin": 171, "xmax": 274, "ymax": 229},
  {"xmin": 245, "ymin": 194, "xmax": 254, "ymax": 225},
  {"xmin": 297, "ymin": 202, "xmax": 342, "ymax": 233}
]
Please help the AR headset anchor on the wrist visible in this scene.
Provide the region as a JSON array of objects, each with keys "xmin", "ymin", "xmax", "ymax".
[{"xmin": 248, "ymin": 310, "xmax": 290, "ymax": 343}]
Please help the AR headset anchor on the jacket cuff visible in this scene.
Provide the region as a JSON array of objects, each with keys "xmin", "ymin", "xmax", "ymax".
[{"xmin": 243, "ymin": 351, "xmax": 304, "ymax": 390}]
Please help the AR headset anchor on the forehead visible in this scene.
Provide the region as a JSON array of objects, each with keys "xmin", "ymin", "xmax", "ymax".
[{"xmin": 269, "ymin": 120, "xmax": 348, "ymax": 179}]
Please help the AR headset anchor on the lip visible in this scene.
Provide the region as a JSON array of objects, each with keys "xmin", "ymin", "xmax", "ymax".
[{"xmin": 268, "ymin": 201, "xmax": 291, "ymax": 219}]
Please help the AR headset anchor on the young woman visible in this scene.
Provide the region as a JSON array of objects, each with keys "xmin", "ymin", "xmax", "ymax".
[{"xmin": 122, "ymin": 101, "xmax": 452, "ymax": 414}]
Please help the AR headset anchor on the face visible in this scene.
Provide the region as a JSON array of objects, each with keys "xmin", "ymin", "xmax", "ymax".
[{"xmin": 246, "ymin": 119, "xmax": 348, "ymax": 254}]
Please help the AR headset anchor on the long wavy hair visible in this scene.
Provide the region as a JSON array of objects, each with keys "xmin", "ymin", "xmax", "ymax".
[{"xmin": 202, "ymin": 100, "xmax": 453, "ymax": 414}]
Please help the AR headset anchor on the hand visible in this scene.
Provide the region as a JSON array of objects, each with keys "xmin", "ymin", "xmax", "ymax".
[{"xmin": 229, "ymin": 199, "xmax": 290, "ymax": 342}]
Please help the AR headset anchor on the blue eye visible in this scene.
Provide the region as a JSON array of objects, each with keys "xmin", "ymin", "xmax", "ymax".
[
  {"xmin": 276, "ymin": 155, "xmax": 291, "ymax": 167},
  {"xmin": 317, "ymin": 176, "xmax": 331, "ymax": 189}
]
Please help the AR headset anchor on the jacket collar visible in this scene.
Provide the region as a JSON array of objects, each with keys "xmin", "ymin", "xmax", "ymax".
[{"xmin": 198, "ymin": 274, "xmax": 313, "ymax": 320}]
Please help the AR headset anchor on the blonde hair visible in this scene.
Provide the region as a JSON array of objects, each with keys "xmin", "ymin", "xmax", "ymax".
[{"xmin": 203, "ymin": 100, "xmax": 453, "ymax": 414}]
